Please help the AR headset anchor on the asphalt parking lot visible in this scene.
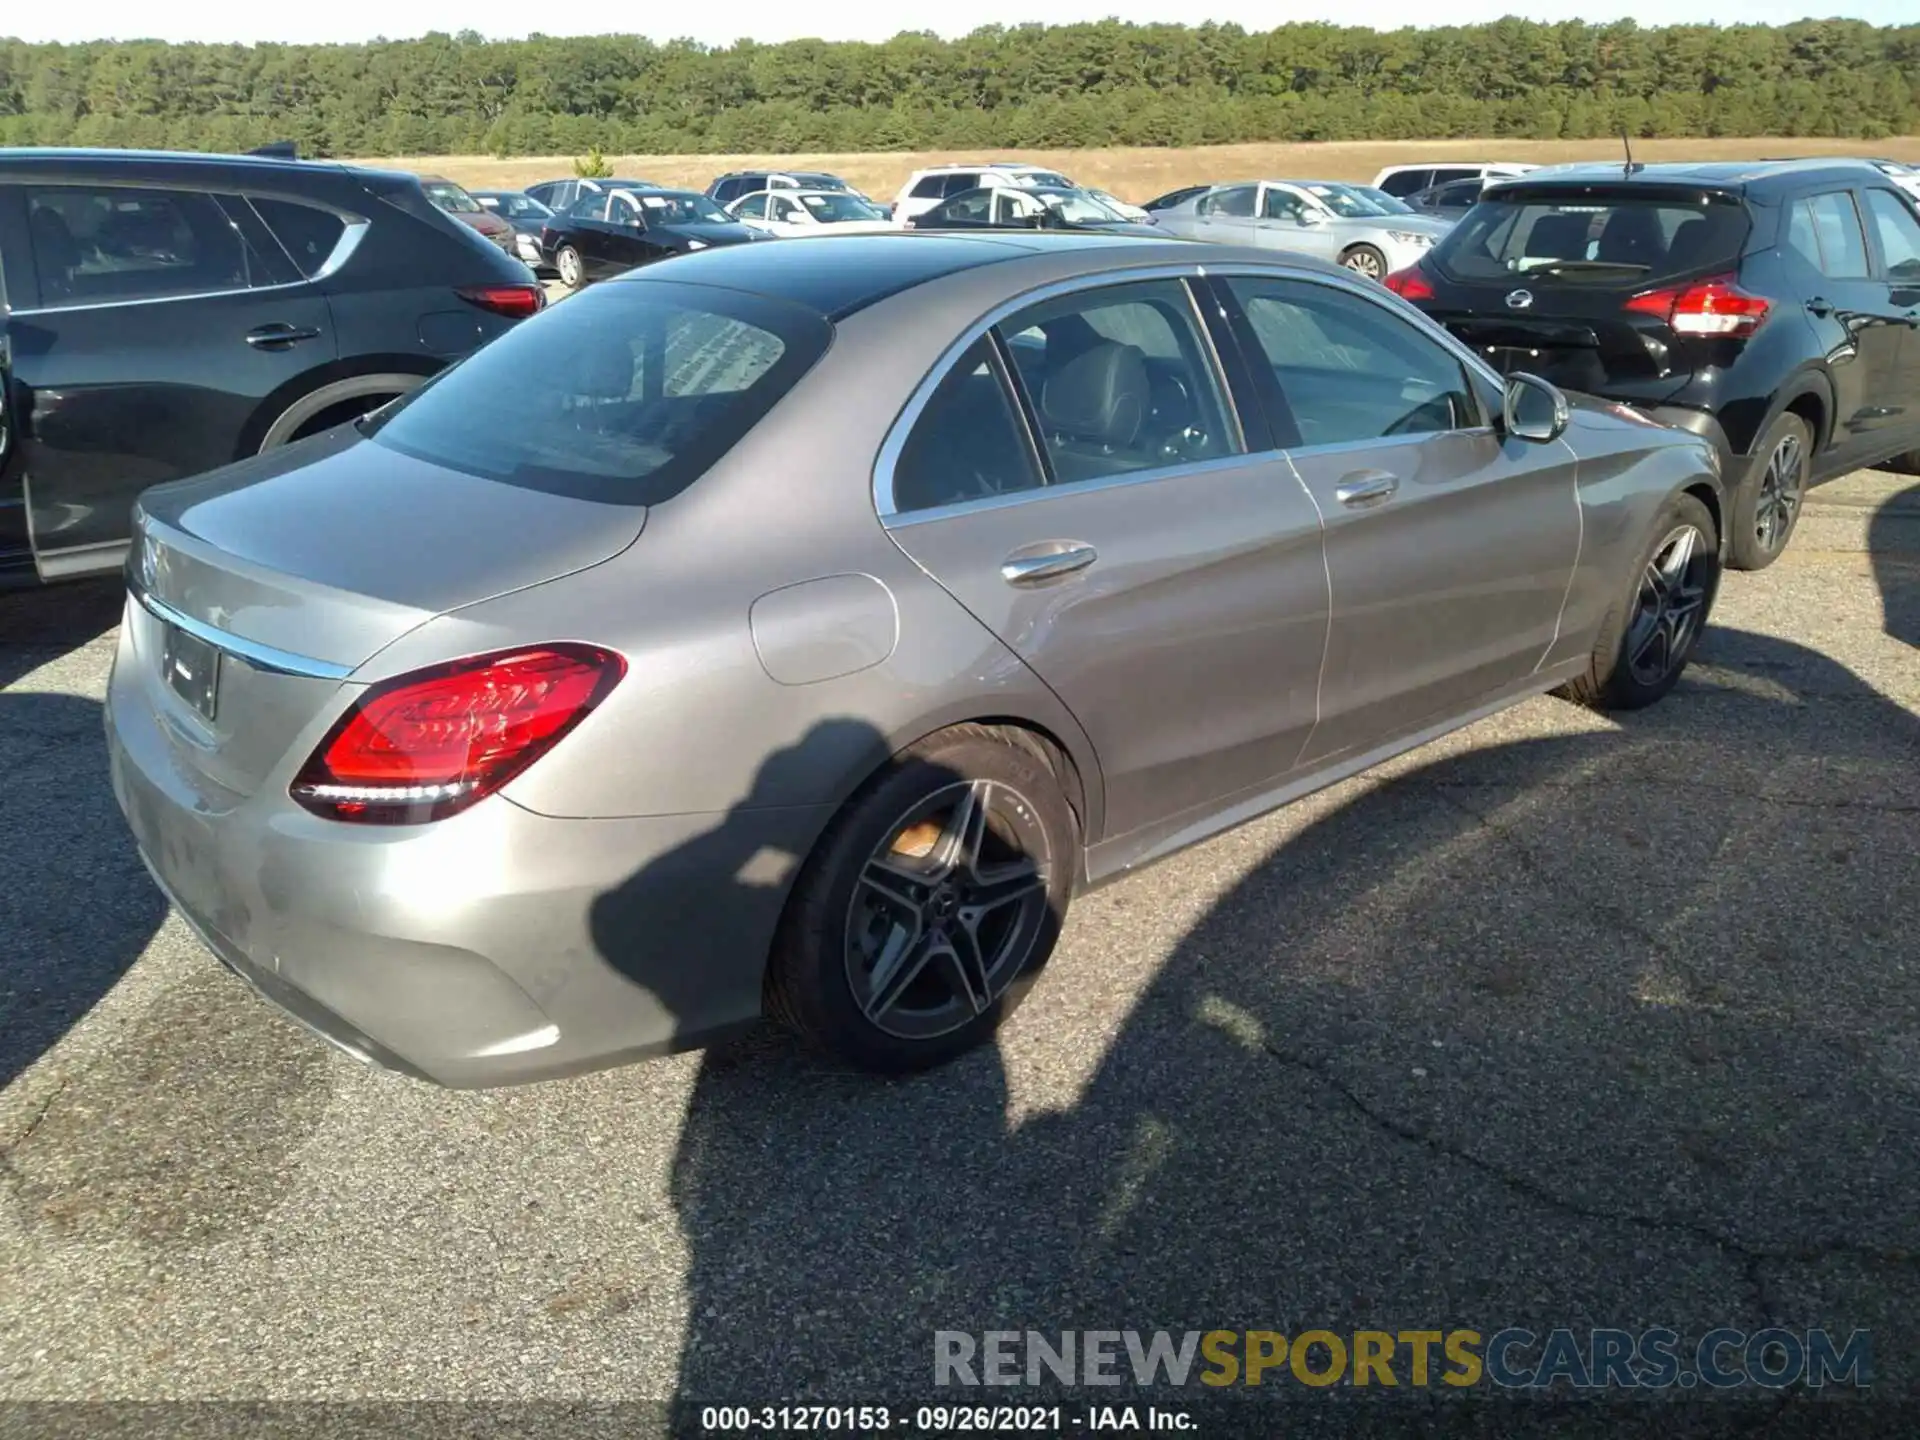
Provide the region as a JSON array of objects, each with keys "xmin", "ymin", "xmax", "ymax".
[{"xmin": 1, "ymin": 467, "xmax": 1916, "ymax": 1430}]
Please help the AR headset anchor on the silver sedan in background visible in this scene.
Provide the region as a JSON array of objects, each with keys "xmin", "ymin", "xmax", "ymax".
[
  {"xmin": 1153, "ymin": 179, "xmax": 1456, "ymax": 279},
  {"xmin": 107, "ymin": 233, "xmax": 1724, "ymax": 1087}
]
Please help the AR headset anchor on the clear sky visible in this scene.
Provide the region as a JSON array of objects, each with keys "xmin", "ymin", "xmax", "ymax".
[{"xmin": 2, "ymin": 0, "xmax": 1910, "ymax": 47}]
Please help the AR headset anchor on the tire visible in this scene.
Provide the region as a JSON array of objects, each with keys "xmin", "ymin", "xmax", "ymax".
[
  {"xmin": 1557, "ymin": 490, "xmax": 1721, "ymax": 712},
  {"xmin": 1339, "ymin": 245, "xmax": 1388, "ymax": 281},
  {"xmin": 766, "ymin": 724, "xmax": 1076, "ymax": 1075},
  {"xmin": 1728, "ymin": 412, "xmax": 1811, "ymax": 571},
  {"xmin": 556, "ymin": 245, "xmax": 584, "ymax": 290}
]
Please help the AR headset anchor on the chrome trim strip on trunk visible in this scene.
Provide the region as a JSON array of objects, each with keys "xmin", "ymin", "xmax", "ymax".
[{"xmin": 128, "ymin": 580, "xmax": 355, "ymax": 680}]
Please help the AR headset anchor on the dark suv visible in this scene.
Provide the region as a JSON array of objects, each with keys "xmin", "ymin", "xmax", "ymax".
[
  {"xmin": 1385, "ymin": 161, "xmax": 1920, "ymax": 569},
  {"xmin": 0, "ymin": 148, "xmax": 544, "ymax": 586}
]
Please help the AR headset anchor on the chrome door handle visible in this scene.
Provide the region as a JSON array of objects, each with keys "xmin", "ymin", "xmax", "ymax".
[
  {"xmin": 1334, "ymin": 470, "xmax": 1399, "ymax": 507},
  {"xmin": 1001, "ymin": 542, "xmax": 1098, "ymax": 587},
  {"xmin": 245, "ymin": 323, "xmax": 322, "ymax": 350}
]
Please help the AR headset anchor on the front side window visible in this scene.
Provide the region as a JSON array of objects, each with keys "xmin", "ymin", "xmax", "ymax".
[
  {"xmin": 1226, "ymin": 276, "xmax": 1477, "ymax": 448},
  {"xmin": 891, "ymin": 338, "xmax": 1042, "ymax": 513},
  {"xmin": 930, "ymin": 189, "xmax": 992, "ymax": 224},
  {"xmin": 25, "ymin": 185, "xmax": 257, "ymax": 307},
  {"xmin": 1863, "ymin": 188, "xmax": 1920, "ymax": 280},
  {"xmin": 637, "ymin": 192, "xmax": 729, "ymax": 225},
  {"xmin": 364, "ymin": 281, "xmax": 832, "ymax": 505},
  {"xmin": 608, "ymin": 195, "xmax": 641, "ymax": 226},
  {"xmin": 996, "ymin": 279, "xmax": 1236, "ymax": 485},
  {"xmin": 1262, "ymin": 187, "xmax": 1308, "ymax": 222}
]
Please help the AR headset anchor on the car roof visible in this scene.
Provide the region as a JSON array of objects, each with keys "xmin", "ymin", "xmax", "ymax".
[
  {"xmin": 607, "ymin": 231, "xmax": 1348, "ymax": 320},
  {"xmin": 1491, "ymin": 158, "xmax": 1888, "ymax": 194},
  {"xmin": 0, "ymin": 145, "xmax": 369, "ymax": 179},
  {"xmin": 742, "ymin": 187, "xmax": 863, "ymax": 200}
]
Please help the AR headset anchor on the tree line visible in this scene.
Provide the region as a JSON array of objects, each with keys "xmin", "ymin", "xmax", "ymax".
[{"xmin": 1, "ymin": 19, "xmax": 1916, "ymax": 158}]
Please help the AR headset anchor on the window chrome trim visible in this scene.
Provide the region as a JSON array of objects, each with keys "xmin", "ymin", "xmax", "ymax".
[
  {"xmin": 873, "ymin": 263, "xmax": 1248, "ymax": 521},
  {"xmin": 1203, "ymin": 261, "xmax": 1510, "ymax": 397},
  {"xmin": 129, "ymin": 581, "xmax": 354, "ymax": 681},
  {"xmin": 7, "ymin": 195, "xmax": 368, "ymax": 318}
]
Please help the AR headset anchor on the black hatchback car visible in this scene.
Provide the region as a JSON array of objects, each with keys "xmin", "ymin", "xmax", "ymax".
[
  {"xmin": 1386, "ymin": 160, "xmax": 1920, "ymax": 569},
  {"xmin": 0, "ymin": 148, "xmax": 543, "ymax": 586}
]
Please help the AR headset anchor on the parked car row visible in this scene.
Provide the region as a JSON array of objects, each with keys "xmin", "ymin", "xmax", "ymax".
[{"xmin": 4, "ymin": 139, "xmax": 1915, "ymax": 1090}]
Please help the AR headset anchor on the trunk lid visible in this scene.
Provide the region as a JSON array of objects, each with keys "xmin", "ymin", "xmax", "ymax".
[
  {"xmin": 1424, "ymin": 182, "xmax": 1752, "ymax": 393},
  {"xmin": 128, "ymin": 424, "xmax": 647, "ymax": 799}
]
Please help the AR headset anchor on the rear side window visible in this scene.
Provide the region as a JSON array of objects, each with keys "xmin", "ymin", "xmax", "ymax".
[
  {"xmin": 250, "ymin": 197, "xmax": 348, "ymax": 278},
  {"xmin": 24, "ymin": 185, "xmax": 264, "ymax": 308},
  {"xmin": 942, "ymin": 173, "xmax": 982, "ymax": 197},
  {"xmin": 1799, "ymin": 193, "xmax": 1869, "ymax": 279},
  {"xmin": 1863, "ymin": 189, "xmax": 1920, "ymax": 280},
  {"xmin": 1377, "ymin": 170, "xmax": 1431, "ymax": 198},
  {"xmin": 364, "ymin": 281, "xmax": 832, "ymax": 505},
  {"xmin": 909, "ymin": 175, "xmax": 948, "ymax": 199},
  {"xmin": 1199, "ymin": 185, "xmax": 1256, "ymax": 218},
  {"xmin": 1437, "ymin": 193, "xmax": 1750, "ymax": 286},
  {"xmin": 892, "ymin": 338, "xmax": 1041, "ymax": 513}
]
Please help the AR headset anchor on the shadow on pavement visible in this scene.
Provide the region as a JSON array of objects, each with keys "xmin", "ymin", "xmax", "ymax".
[
  {"xmin": 0, "ymin": 579, "xmax": 167, "ymax": 1094},
  {"xmin": 1869, "ymin": 475, "xmax": 1919, "ymax": 649},
  {"xmin": 650, "ymin": 616, "xmax": 1919, "ymax": 1427}
]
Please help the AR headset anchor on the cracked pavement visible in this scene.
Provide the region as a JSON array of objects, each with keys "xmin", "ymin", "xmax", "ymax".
[{"xmin": 0, "ymin": 468, "xmax": 1916, "ymax": 1429}]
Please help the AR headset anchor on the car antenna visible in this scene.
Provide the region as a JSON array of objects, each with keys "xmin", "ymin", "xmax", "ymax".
[{"xmin": 1620, "ymin": 126, "xmax": 1641, "ymax": 177}]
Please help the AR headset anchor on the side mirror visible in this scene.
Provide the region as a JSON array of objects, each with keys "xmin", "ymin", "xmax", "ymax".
[{"xmin": 1503, "ymin": 373, "xmax": 1570, "ymax": 444}]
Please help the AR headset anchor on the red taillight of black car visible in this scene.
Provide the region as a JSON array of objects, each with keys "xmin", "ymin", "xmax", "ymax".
[
  {"xmin": 456, "ymin": 284, "xmax": 546, "ymax": 320},
  {"xmin": 291, "ymin": 645, "xmax": 626, "ymax": 824},
  {"xmin": 1383, "ymin": 265, "xmax": 1436, "ymax": 301},
  {"xmin": 1623, "ymin": 273, "xmax": 1770, "ymax": 337}
]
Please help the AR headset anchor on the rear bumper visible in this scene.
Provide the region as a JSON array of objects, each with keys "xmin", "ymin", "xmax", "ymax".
[{"xmin": 105, "ymin": 617, "xmax": 831, "ymax": 1087}]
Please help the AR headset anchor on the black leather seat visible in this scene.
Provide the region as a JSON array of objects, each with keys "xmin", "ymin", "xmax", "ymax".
[{"xmin": 1039, "ymin": 341, "xmax": 1151, "ymax": 483}]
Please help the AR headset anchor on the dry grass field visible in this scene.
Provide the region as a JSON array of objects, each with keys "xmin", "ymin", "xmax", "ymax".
[{"xmin": 378, "ymin": 136, "xmax": 1920, "ymax": 202}]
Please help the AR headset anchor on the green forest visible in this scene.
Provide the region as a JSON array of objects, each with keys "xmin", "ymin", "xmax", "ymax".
[{"xmin": 1, "ymin": 18, "xmax": 1916, "ymax": 157}]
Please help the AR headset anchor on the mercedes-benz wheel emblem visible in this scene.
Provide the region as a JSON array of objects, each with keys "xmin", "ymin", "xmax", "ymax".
[{"xmin": 1505, "ymin": 289, "xmax": 1534, "ymax": 309}]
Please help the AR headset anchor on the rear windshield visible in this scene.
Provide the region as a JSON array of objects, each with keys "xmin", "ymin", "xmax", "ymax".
[
  {"xmin": 1436, "ymin": 191, "xmax": 1750, "ymax": 287},
  {"xmin": 362, "ymin": 280, "xmax": 833, "ymax": 505}
]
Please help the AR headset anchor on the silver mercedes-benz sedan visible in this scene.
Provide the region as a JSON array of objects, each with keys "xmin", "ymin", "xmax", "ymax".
[
  {"xmin": 107, "ymin": 232, "xmax": 1725, "ymax": 1086},
  {"xmin": 1152, "ymin": 179, "xmax": 1455, "ymax": 280}
]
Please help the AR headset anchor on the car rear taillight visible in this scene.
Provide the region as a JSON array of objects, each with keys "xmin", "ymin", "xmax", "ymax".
[
  {"xmin": 1622, "ymin": 274, "xmax": 1769, "ymax": 337},
  {"xmin": 457, "ymin": 284, "xmax": 546, "ymax": 319},
  {"xmin": 1384, "ymin": 266, "xmax": 1435, "ymax": 301},
  {"xmin": 291, "ymin": 644, "xmax": 625, "ymax": 824}
]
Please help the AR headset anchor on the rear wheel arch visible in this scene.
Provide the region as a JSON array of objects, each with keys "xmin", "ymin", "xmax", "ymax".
[
  {"xmin": 1781, "ymin": 388, "xmax": 1829, "ymax": 457},
  {"xmin": 238, "ymin": 356, "xmax": 443, "ymax": 457},
  {"xmin": 258, "ymin": 370, "xmax": 430, "ymax": 451}
]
